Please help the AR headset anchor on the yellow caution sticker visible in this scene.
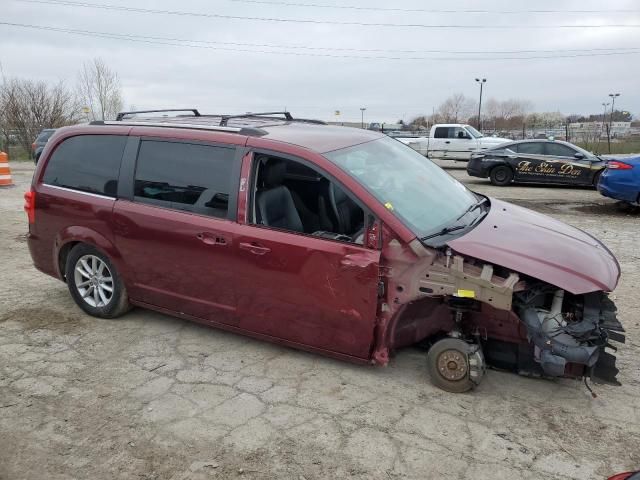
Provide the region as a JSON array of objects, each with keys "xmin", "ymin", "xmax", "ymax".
[
  {"xmin": 456, "ymin": 289, "xmax": 475, "ymax": 298},
  {"xmin": 384, "ymin": 202, "xmax": 394, "ymax": 211}
]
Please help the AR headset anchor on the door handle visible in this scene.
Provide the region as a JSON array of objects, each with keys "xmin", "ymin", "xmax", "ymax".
[
  {"xmin": 445, "ymin": 141, "xmax": 451, "ymax": 144},
  {"xmin": 239, "ymin": 242, "xmax": 271, "ymax": 255},
  {"xmin": 196, "ymin": 232, "xmax": 228, "ymax": 246}
]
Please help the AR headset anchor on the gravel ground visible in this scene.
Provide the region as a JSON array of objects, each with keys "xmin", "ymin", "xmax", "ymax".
[{"xmin": 1, "ymin": 161, "xmax": 639, "ymax": 480}]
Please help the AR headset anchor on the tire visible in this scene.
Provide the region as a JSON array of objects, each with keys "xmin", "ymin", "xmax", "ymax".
[
  {"xmin": 592, "ymin": 170, "xmax": 602, "ymax": 188},
  {"xmin": 426, "ymin": 338, "xmax": 476, "ymax": 393},
  {"xmin": 65, "ymin": 244, "xmax": 131, "ymax": 318},
  {"xmin": 489, "ymin": 165, "xmax": 514, "ymax": 186}
]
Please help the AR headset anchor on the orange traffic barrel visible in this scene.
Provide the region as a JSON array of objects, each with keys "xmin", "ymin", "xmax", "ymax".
[{"xmin": 0, "ymin": 151, "xmax": 14, "ymax": 187}]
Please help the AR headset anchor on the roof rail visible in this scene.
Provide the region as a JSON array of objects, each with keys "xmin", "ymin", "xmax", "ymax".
[
  {"xmin": 92, "ymin": 120, "xmax": 267, "ymax": 137},
  {"xmin": 116, "ymin": 109, "xmax": 201, "ymax": 121}
]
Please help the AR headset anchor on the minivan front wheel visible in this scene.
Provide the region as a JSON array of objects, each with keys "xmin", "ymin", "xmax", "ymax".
[
  {"xmin": 426, "ymin": 338, "xmax": 484, "ymax": 393},
  {"xmin": 65, "ymin": 244, "xmax": 131, "ymax": 318},
  {"xmin": 489, "ymin": 165, "xmax": 513, "ymax": 186}
]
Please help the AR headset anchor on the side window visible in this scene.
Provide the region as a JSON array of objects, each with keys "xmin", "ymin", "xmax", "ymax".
[
  {"xmin": 434, "ymin": 127, "xmax": 449, "ymax": 139},
  {"xmin": 545, "ymin": 143, "xmax": 576, "ymax": 157},
  {"xmin": 516, "ymin": 142, "xmax": 545, "ymax": 155},
  {"xmin": 43, "ymin": 134, "xmax": 127, "ymax": 196},
  {"xmin": 251, "ymin": 155, "xmax": 365, "ymax": 244},
  {"xmin": 451, "ymin": 127, "xmax": 468, "ymax": 139},
  {"xmin": 134, "ymin": 140, "xmax": 235, "ymax": 218}
]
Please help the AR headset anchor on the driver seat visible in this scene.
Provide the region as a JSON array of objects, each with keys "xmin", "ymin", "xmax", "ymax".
[
  {"xmin": 318, "ymin": 181, "xmax": 363, "ymax": 235},
  {"xmin": 255, "ymin": 159, "xmax": 303, "ymax": 232}
]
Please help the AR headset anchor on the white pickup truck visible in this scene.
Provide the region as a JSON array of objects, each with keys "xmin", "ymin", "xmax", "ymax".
[{"xmin": 396, "ymin": 124, "xmax": 511, "ymax": 161}]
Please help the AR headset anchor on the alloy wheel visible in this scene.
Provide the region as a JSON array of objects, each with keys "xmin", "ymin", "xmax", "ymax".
[{"xmin": 73, "ymin": 254, "xmax": 114, "ymax": 308}]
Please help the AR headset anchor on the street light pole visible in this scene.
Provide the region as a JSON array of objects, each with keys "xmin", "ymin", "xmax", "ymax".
[
  {"xmin": 475, "ymin": 78, "xmax": 486, "ymax": 131},
  {"xmin": 360, "ymin": 107, "xmax": 366, "ymax": 129},
  {"xmin": 607, "ymin": 93, "xmax": 620, "ymax": 153}
]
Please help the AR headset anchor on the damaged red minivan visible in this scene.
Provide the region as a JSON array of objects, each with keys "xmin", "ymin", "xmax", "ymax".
[{"xmin": 25, "ymin": 110, "xmax": 625, "ymax": 393}]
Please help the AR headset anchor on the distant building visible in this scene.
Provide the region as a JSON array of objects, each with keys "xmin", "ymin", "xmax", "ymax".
[{"xmin": 569, "ymin": 121, "xmax": 631, "ymax": 139}]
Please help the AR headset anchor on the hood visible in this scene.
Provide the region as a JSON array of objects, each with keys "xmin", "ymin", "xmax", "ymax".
[{"xmin": 448, "ymin": 198, "xmax": 620, "ymax": 294}]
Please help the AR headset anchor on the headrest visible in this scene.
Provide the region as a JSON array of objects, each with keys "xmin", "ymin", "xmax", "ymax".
[{"xmin": 262, "ymin": 159, "xmax": 286, "ymax": 188}]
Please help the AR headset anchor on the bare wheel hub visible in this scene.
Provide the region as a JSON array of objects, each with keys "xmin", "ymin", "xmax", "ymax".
[{"xmin": 436, "ymin": 349, "xmax": 469, "ymax": 381}]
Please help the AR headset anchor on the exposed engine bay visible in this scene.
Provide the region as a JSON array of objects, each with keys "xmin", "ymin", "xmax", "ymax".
[
  {"xmin": 514, "ymin": 286, "xmax": 624, "ymax": 385},
  {"xmin": 378, "ymin": 238, "xmax": 625, "ymax": 392}
]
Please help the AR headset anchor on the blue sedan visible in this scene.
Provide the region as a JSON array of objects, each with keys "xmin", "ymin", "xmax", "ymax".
[{"xmin": 598, "ymin": 156, "xmax": 640, "ymax": 207}]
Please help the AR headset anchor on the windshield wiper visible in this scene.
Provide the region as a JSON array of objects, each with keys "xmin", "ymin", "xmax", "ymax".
[
  {"xmin": 420, "ymin": 224, "xmax": 467, "ymax": 241},
  {"xmin": 455, "ymin": 196, "xmax": 488, "ymax": 221}
]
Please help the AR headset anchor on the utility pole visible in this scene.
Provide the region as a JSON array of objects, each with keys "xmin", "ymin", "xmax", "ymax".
[
  {"xmin": 596, "ymin": 102, "xmax": 609, "ymax": 154},
  {"xmin": 475, "ymin": 78, "xmax": 486, "ymax": 131},
  {"xmin": 360, "ymin": 107, "xmax": 366, "ymax": 129},
  {"xmin": 607, "ymin": 93, "xmax": 620, "ymax": 153}
]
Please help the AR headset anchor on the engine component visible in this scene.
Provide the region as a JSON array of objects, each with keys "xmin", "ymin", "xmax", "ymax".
[{"xmin": 515, "ymin": 287, "xmax": 625, "ymax": 383}]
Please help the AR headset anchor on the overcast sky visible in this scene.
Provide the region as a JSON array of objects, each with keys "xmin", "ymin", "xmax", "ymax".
[{"xmin": 1, "ymin": 0, "xmax": 639, "ymax": 122}]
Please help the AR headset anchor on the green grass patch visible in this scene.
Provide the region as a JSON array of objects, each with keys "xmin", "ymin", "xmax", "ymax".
[{"xmin": 575, "ymin": 139, "xmax": 640, "ymax": 156}]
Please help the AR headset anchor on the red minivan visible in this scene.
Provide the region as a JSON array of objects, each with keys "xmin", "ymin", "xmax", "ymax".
[{"xmin": 25, "ymin": 110, "xmax": 625, "ymax": 393}]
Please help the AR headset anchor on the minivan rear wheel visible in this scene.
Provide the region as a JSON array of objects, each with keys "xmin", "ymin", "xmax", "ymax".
[
  {"xmin": 489, "ymin": 165, "xmax": 514, "ymax": 186},
  {"xmin": 65, "ymin": 244, "xmax": 131, "ymax": 318}
]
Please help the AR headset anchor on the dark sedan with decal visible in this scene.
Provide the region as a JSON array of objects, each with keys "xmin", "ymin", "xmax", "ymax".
[{"xmin": 467, "ymin": 139, "xmax": 606, "ymax": 186}]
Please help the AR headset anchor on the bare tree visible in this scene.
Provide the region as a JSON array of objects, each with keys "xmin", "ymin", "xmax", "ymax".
[
  {"xmin": 0, "ymin": 78, "xmax": 80, "ymax": 153},
  {"xmin": 437, "ymin": 94, "xmax": 476, "ymax": 123},
  {"xmin": 77, "ymin": 58, "xmax": 123, "ymax": 121}
]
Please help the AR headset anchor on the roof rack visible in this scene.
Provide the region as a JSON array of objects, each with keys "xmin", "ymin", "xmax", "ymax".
[
  {"xmin": 107, "ymin": 108, "xmax": 327, "ymax": 136},
  {"xmin": 219, "ymin": 111, "xmax": 293, "ymax": 126},
  {"xmin": 116, "ymin": 109, "xmax": 201, "ymax": 121},
  {"xmin": 219, "ymin": 111, "xmax": 326, "ymax": 126}
]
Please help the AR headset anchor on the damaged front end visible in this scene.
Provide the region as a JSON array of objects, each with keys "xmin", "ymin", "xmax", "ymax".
[
  {"xmin": 514, "ymin": 286, "xmax": 625, "ymax": 385},
  {"xmin": 377, "ymin": 229, "xmax": 625, "ymax": 392}
]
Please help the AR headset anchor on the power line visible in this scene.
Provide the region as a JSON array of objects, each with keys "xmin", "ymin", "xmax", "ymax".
[
  {"xmin": 16, "ymin": 0, "xmax": 640, "ymax": 29},
  {"xmin": 2, "ymin": 21, "xmax": 637, "ymax": 56},
  {"xmin": 226, "ymin": 0, "xmax": 640, "ymax": 15},
  {"xmin": 3, "ymin": 22, "xmax": 640, "ymax": 61}
]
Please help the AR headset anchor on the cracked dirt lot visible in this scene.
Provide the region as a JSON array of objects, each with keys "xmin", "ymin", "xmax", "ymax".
[{"xmin": 1, "ymin": 161, "xmax": 639, "ymax": 480}]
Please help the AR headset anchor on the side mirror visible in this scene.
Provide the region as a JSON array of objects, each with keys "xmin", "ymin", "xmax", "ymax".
[{"xmin": 574, "ymin": 152, "xmax": 585, "ymax": 159}]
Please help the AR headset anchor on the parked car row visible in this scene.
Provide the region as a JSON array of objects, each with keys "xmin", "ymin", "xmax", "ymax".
[
  {"xmin": 464, "ymin": 138, "xmax": 639, "ymax": 208},
  {"xmin": 395, "ymin": 125, "xmax": 638, "ymax": 207},
  {"xmin": 25, "ymin": 109, "xmax": 624, "ymax": 394}
]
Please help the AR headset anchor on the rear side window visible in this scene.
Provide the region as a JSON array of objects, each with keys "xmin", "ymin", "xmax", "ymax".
[
  {"xmin": 434, "ymin": 127, "xmax": 448, "ymax": 139},
  {"xmin": 43, "ymin": 135, "xmax": 127, "ymax": 196},
  {"xmin": 134, "ymin": 140, "xmax": 235, "ymax": 218}
]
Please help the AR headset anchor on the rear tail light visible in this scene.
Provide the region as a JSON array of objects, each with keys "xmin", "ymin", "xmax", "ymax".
[
  {"xmin": 24, "ymin": 189, "xmax": 36, "ymax": 224},
  {"xmin": 607, "ymin": 160, "xmax": 633, "ymax": 170}
]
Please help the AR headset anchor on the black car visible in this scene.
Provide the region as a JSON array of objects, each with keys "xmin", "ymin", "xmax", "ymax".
[
  {"xmin": 467, "ymin": 139, "xmax": 606, "ymax": 187},
  {"xmin": 32, "ymin": 128, "xmax": 56, "ymax": 164}
]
